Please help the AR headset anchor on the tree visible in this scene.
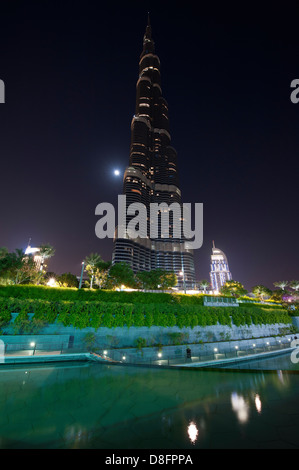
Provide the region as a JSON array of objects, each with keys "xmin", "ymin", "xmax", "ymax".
[
  {"xmin": 220, "ymin": 280, "xmax": 248, "ymax": 298},
  {"xmin": 136, "ymin": 269, "xmax": 177, "ymax": 290},
  {"xmin": 0, "ymin": 249, "xmax": 13, "ymax": 282},
  {"xmin": 38, "ymin": 243, "xmax": 55, "ymax": 271},
  {"xmin": 93, "ymin": 260, "xmax": 112, "ymax": 289},
  {"xmin": 84, "ymin": 253, "xmax": 103, "ymax": 289},
  {"xmin": 159, "ymin": 271, "xmax": 177, "ymax": 290},
  {"xmin": 199, "ymin": 279, "xmax": 210, "ymax": 293},
  {"xmin": 270, "ymin": 289, "xmax": 284, "ymax": 302},
  {"xmin": 57, "ymin": 272, "xmax": 79, "ymax": 288},
  {"xmin": 273, "ymin": 281, "xmax": 288, "ymax": 291},
  {"xmin": 136, "ymin": 270, "xmax": 159, "ymax": 290},
  {"xmin": 251, "ymin": 285, "xmax": 272, "ymax": 301},
  {"xmin": 290, "ymin": 280, "xmax": 299, "ymax": 292},
  {"xmin": 0, "ymin": 248, "xmax": 42, "ymax": 285},
  {"xmin": 0, "ymin": 247, "xmax": 8, "ymax": 259},
  {"xmin": 107, "ymin": 262, "xmax": 136, "ymax": 289}
]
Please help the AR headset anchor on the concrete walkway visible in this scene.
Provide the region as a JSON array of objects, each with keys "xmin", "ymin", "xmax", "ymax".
[
  {"xmin": 0, "ymin": 343, "xmax": 295, "ymax": 369},
  {"xmin": 175, "ymin": 347, "xmax": 296, "ymax": 368}
]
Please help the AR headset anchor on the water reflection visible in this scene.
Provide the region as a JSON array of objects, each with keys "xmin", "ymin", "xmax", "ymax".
[
  {"xmin": 1, "ymin": 359, "xmax": 299, "ymax": 449},
  {"xmin": 277, "ymin": 370, "xmax": 284, "ymax": 384},
  {"xmin": 187, "ymin": 421, "xmax": 198, "ymax": 444},
  {"xmin": 254, "ymin": 394, "xmax": 262, "ymax": 413},
  {"xmin": 231, "ymin": 392, "xmax": 249, "ymax": 424},
  {"xmin": 64, "ymin": 425, "xmax": 90, "ymax": 448},
  {"xmin": 231, "ymin": 391, "xmax": 263, "ymax": 422}
]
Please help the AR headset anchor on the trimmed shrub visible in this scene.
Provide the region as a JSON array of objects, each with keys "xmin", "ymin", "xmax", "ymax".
[{"xmin": 0, "ymin": 294, "xmax": 293, "ymax": 331}]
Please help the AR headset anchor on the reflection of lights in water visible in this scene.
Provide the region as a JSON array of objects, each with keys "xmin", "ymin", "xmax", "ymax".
[
  {"xmin": 277, "ymin": 369, "xmax": 286, "ymax": 385},
  {"xmin": 231, "ymin": 392, "xmax": 249, "ymax": 424},
  {"xmin": 64, "ymin": 426, "xmax": 89, "ymax": 447},
  {"xmin": 187, "ymin": 421, "xmax": 198, "ymax": 444},
  {"xmin": 255, "ymin": 394, "xmax": 262, "ymax": 413}
]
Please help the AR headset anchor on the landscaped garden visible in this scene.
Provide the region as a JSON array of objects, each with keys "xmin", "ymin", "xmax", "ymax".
[{"xmin": 0, "ymin": 284, "xmax": 294, "ymax": 334}]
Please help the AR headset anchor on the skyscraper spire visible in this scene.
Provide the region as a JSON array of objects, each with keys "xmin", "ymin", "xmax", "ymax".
[
  {"xmin": 141, "ymin": 12, "xmax": 154, "ymax": 57},
  {"xmin": 145, "ymin": 11, "xmax": 151, "ymax": 37}
]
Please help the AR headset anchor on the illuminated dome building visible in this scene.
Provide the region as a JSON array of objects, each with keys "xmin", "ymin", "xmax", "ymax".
[{"xmin": 210, "ymin": 241, "xmax": 232, "ymax": 292}]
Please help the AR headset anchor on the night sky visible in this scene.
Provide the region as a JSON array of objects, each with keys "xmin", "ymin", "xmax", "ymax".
[{"xmin": 0, "ymin": 0, "xmax": 298, "ymax": 290}]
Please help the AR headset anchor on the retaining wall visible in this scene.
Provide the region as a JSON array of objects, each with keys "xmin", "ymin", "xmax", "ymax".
[{"xmin": 2, "ymin": 316, "xmax": 297, "ymax": 349}]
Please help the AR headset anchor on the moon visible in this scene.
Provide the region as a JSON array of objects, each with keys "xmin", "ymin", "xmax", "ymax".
[{"xmin": 114, "ymin": 169, "xmax": 120, "ymax": 176}]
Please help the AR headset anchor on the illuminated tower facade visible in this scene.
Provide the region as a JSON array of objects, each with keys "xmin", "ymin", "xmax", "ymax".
[
  {"xmin": 112, "ymin": 15, "xmax": 195, "ymax": 289},
  {"xmin": 210, "ymin": 241, "xmax": 232, "ymax": 292}
]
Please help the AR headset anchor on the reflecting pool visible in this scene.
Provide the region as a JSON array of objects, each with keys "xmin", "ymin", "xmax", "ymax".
[{"xmin": 1, "ymin": 352, "xmax": 299, "ymax": 449}]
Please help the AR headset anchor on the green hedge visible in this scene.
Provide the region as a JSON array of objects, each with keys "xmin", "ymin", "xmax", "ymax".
[
  {"xmin": 0, "ymin": 285, "xmax": 283, "ymax": 309},
  {"xmin": 238, "ymin": 301, "xmax": 283, "ymax": 310},
  {"xmin": 0, "ymin": 285, "xmax": 196, "ymax": 304},
  {"xmin": 0, "ymin": 296, "xmax": 292, "ymax": 330}
]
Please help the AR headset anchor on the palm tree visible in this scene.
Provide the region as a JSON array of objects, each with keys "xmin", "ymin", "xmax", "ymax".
[
  {"xmin": 38, "ymin": 244, "xmax": 55, "ymax": 271},
  {"xmin": 273, "ymin": 281, "xmax": 288, "ymax": 291},
  {"xmin": 251, "ymin": 285, "xmax": 272, "ymax": 301},
  {"xmin": 290, "ymin": 280, "xmax": 299, "ymax": 292},
  {"xmin": 199, "ymin": 279, "xmax": 210, "ymax": 294},
  {"xmin": 0, "ymin": 247, "xmax": 8, "ymax": 259},
  {"xmin": 84, "ymin": 253, "xmax": 103, "ymax": 289},
  {"xmin": 6, "ymin": 248, "xmax": 39, "ymax": 284}
]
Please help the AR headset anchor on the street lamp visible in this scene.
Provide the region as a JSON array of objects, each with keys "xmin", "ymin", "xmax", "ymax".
[
  {"xmin": 179, "ymin": 269, "xmax": 186, "ymax": 294},
  {"xmin": 79, "ymin": 261, "xmax": 85, "ymax": 289}
]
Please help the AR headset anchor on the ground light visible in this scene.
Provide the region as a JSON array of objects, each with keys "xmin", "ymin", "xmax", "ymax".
[{"xmin": 46, "ymin": 278, "xmax": 57, "ymax": 287}]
